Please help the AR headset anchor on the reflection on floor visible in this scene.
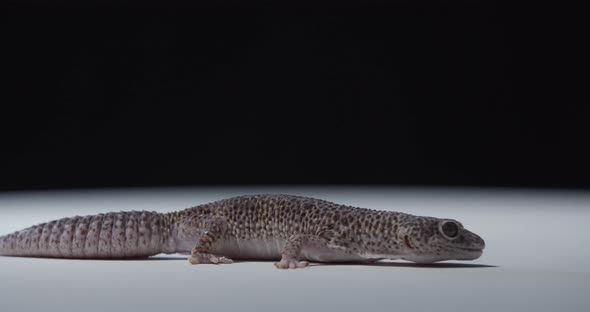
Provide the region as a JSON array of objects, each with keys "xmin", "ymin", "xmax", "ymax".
[{"xmin": 0, "ymin": 187, "xmax": 588, "ymax": 312}]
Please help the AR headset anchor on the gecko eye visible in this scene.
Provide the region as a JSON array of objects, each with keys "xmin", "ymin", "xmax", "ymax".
[{"xmin": 439, "ymin": 220, "xmax": 460, "ymax": 240}]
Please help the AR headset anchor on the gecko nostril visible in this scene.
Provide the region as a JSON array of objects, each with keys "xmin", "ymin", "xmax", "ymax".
[{"xmin": 471, "ymin": 235, "xmax": 486, "ymax": 249}]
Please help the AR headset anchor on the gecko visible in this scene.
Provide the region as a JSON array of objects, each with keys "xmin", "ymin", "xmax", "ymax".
[{"xmin": 0, "ymin": 194, "xmax": 485, "ymax": 269}]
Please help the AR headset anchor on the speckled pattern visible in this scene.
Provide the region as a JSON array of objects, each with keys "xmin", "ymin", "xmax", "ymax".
[{"xmin": 0, "ymin": 194, "xmax": 485, "ymax": 268}]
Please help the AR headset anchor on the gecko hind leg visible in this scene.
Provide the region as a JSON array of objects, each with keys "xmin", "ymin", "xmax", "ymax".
[{"xmin": 187, "ymin": 216, "xmax": 234, "ymax": 265}]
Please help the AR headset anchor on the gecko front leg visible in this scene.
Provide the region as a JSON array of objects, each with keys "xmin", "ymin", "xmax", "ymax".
[
  {"xmin": 274, "ymin": 234, "xmax": 323, "ymax": 269},
  {"xmin": 187, "ymin": 216, "xmax": 233, "ymax": 265}
]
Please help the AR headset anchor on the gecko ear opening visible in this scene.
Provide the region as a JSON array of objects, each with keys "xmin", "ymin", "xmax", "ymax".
[{"xmin": 439, "ymin": 220, "xmax": 460, "ymax": 240}]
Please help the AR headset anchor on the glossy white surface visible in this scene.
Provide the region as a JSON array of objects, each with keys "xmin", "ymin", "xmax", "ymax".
[{"xmin": 1, "ymin": 187, "xmax": 589, "ymax": 312}]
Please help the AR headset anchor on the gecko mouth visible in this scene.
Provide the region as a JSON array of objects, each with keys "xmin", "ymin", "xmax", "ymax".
[
  {"xmin": 454, "ymin": 247, "xmax": 483, "ymax": 260},
  {"xmin": 457, "ymin": 247, "xmax": 483, "ymax": 252}
]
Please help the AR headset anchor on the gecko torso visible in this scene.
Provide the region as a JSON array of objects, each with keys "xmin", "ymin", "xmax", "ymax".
[{"xmin": 0, "ymin": 194, "xmax": 485, "ymax": 269}]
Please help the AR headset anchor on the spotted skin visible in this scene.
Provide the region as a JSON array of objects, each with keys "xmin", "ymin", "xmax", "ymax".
[{"xmin": 0, "ymin": 194, "xmax": 485, "ymax": 269}]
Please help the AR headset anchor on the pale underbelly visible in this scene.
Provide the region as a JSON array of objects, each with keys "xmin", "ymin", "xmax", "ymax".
[{"xmin": 209, "ymin": 238, "xmax": 368, "ymax": 262}]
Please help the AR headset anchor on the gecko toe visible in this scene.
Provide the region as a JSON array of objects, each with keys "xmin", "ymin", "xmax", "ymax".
[
  {"xmin": 189, "ymin": 252, "xmax": 233, "ymax": 265},
  {"xmin": 274, "ymin": 259, "xmax": 309, "ymax": 269},
  {"xmin": 216, "ymin": 256, "xmax": 233, "ymax": 264},
  {"xmin": 297, "ymin": 261, "xmax": 309, "ymax": 268},
  {"xmin": 188, "ymin": 256, "xmax": 201, "ymax": 265}
]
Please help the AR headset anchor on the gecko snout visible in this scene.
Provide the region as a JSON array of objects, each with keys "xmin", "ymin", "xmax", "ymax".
[{"xmin": 474, "ymin": 234, "xmax": 486, "ymax": 250}]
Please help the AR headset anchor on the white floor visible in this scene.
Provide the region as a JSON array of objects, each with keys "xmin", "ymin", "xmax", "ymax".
[{"xmin": 0, "ymin": 187, "xmax": 589, "ymax": 312}]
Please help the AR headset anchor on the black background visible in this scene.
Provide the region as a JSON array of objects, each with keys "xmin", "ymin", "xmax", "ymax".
[{"xmin": 1, "ymin": 1, "xmax": 586, "ymax": 191}]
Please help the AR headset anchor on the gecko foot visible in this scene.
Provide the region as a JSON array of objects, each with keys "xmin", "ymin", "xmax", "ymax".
[
  {"xmin": 274, "ymin": 259, "xmax": 309, "ymax": 269},
  {"xmin": 189, "ymin": 252, "xmax": 233, "ymax": 265}
]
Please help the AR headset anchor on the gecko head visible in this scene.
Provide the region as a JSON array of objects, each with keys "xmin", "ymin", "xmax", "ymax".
[{"xmin": 402, "ymin": 218, "xmax": 485, "ymax": 263}]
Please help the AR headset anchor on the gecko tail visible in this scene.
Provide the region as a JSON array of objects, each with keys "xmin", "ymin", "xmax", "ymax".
[
  {"xmin": 0, "ymin": 211, "xmax": 173, "ymax": 259},
  {"xmin": 0, "ymin": 229, "xmax": 38, "ymax": 257},
  {"xmin": 0, "ymin": 232, "xmax": 17, "ymax": 256}
]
